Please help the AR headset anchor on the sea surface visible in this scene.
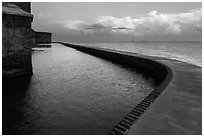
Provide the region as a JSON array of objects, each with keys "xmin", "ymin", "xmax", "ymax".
[
  {"xmin": 74, "ymin": 41, "xmax": 202, "ymax": 67},
  {"xmin": 3, "ymin": 43, "xmax": 156, "ymax": 135}
]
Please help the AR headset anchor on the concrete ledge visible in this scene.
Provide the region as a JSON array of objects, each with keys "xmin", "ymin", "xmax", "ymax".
[
  {"xmin": 127, "ymin": 60, "xmax": 202, "ymax": 135},
  {"xmin": 59, "ymin": 42, "xmax": 201, "ymax": 135},
  {"xmin": 34, "ymin": 43, "xmax": 51, "ymax": 48}
]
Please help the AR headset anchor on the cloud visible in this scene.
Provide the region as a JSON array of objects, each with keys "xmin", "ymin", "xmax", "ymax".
[
  {"xmin": 38, "ymin": 12, "xmax": 52, "ymax": 18},
  {"xmin": 62, "ymin": 8, "xmax": 201, "ymax": 36},
  {"xmin": 35, "ymin": 8, "xmax": 201, "ymax": 42},
  {"xmin": 59, "ymin": 20, "xmax": 88, "ymax": 30},
  {"xmin": 165, "ymin": 23, "xmax": 182, "ymax": 34},
  {"xmin": 94, "ymin": 16, "xmax": 138, "ymax": 29},
  {"xmin": 148, "ymin": 10, "xmax": 158, "ymax": 17},
  {"xmin": 84, "ymin": 23, "xmax": 112, "ymax": 30},
  {"xmin": 141, "ymin": 8, "xmax": 202, "ymax": 34}
]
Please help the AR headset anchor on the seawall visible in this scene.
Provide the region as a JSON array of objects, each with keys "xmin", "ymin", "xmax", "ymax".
[
  {"xmin": 59, "ymin": 42, "xmax": 171, "ymax": 85},
  {"xmin": 59, "ymin": 42, "xmax": 201, "ymax": 135}
]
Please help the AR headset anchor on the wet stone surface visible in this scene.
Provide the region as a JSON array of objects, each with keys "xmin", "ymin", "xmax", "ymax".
[{"xmin": 3, "ymin": 43, "xmax": 156, "ymax": 135}]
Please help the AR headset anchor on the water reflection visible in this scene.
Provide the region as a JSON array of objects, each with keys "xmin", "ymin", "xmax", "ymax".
[
  {"xmin": 3, "ymin": 43, "xmax": 156, "ymax": 135},
  {"xmin": 3, "ymin": 76, "xmax": 32, "ymax": 134}
]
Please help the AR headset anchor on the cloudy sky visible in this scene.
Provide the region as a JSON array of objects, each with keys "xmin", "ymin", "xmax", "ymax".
[{"xmin": 32, "ymin": 2, "xmax": 202, "ymax": 43}]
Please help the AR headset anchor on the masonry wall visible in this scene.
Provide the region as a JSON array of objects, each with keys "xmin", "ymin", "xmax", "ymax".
[
  {"xmin": 31, "ymin": 29, "xmax": 36, "ymax": 48},
  {"xmin": 2, "ymin": 14, "xmax": 33, "ymax": 78},
  {"xmin": 35, "ymin": 32, "xmax": 51, "ymax": 44}
]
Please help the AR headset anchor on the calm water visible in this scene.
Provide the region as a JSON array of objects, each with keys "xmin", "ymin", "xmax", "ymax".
[
  {"xmin": 3, "ymin": 43, "xmax": 155, "ymax": 135},
  {"xmin": 75, "ymin": 41, "xmax": 202, "ymax": 67}
]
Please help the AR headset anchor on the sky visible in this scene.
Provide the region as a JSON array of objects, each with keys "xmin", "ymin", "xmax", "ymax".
[{"xmin": 32, "ymin": 2, "xmax": 202, "ymax": 42}]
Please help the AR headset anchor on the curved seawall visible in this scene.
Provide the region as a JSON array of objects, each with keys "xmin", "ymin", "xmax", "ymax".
[
  {"xmin": 60, "ymin": 42, "xmax": 201, "ymax": 135},
  {"xmin": 59, "ymin": 42, "xmax": 171, "ymax": 85},
  {"xmin": 59, "ymin": 42, "xmax": 182, "ymax": 134}
]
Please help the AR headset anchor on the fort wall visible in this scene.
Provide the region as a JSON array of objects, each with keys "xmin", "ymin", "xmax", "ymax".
[
  {"xmin": 35, "ymin": 32, "xmax": 52, "ymax": 44},
  {"xmin": 2, "ymin": 2, "xmax": 33, "ymax": 78}
]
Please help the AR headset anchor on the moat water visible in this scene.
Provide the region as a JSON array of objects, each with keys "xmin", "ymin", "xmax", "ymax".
[{"xmin": 3, "ymin": 43, "xmax": 156, "ymax": 135}]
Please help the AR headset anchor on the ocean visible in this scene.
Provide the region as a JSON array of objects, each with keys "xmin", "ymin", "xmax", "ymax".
[{"xmin": 74, "ymin": 41, "xmax": 202, "ymax": 67}]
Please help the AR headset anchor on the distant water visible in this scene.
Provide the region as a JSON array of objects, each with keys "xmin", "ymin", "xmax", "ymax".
[
  {"xmin": 3, "ymin": 43, "xmax": 155, "ymax": 135},
  {"xmin": 74, "ymin": 41, "xmax": 202, "ymax": 67}
]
